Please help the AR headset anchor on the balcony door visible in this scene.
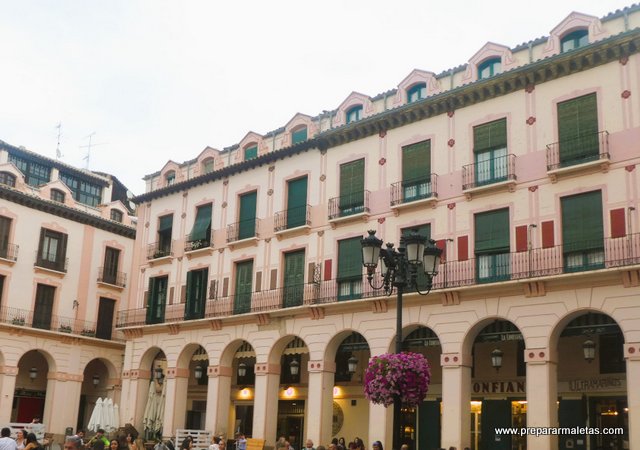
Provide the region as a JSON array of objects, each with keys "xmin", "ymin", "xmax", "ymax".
[
  {"xmin": 283, "ymin": 250, "xmax": 305, "ymax": 308},
  {"xmin": 0, "ymin": 216, "xmax": 11, "ymax": 258},
  {"xmin": 286, "ymin": 177, "xmax": 307, "ymax": 229},
  {"xmin": 146, "ymin": 276, "xmax": 168, "ymax": 325},
  {"xmin": 234, "ymin": 260, "xmax": 253, "ymax": 314},
  {"xmin": 96, "ymin": 297, "xmax": 116, "ymax": 340},
  {"xmin": 33, "ymin": 284, "xmax": 55, "ymax": 330},
  {"xmin": 185, "ymin": 268, "xmax": 208, "ymax": 320},
  {"xmin": 238, "ymin": 192, "xmax": 257, "ymax": 240},
  {"xmin": 103, "ymin": 247, "xmax": 120, "ymax": 285}
]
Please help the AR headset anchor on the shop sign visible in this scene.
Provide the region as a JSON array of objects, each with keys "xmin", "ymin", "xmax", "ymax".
[
  {"xmin": 567, "ymin": 377, "xmax": 624, "ymax": 392},
  {"xmin": 472, "ymin": 380, "xmax": 525, "ymax": 394}
]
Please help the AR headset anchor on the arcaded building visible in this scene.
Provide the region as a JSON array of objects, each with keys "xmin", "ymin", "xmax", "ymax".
[
  {"xmin": 114, "ymin": 5, "xmax": 639, "ymax": 450},
  {"xmin": 0, "ymin": 141, "xmax": 136, "ymax": 433}
]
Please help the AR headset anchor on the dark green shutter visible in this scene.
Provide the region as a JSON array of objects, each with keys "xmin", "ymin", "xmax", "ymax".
[
  {"xmin": 234, "ymin": 260, "xmax": 253, "ymax": 314},
  {"xmin": 558, "ymin": 93, "xmax": 599, "ymax": 163},
  {"xmin": 244, "ymin": 146, "xmax": 258, "ymax": 160},
  {"xmin": 418, "ymin": 400, "xmax": 441, "ymax": 450},
  {"xmin": 558, "ymin": 399, "xmax": 587, "ymax": 450},
  {"xmin": 147, "ymin": 277, "xmax": 167, "ymax": 324},
  {"xmin": 190, "ymin": 204, "xmax": 212, "ymax": 241},
  {"xmin": 287, "ymin": 177, "xmax": 308, "ymax": 229},
  {"xmin": 159, "ymin": 215, "xmax": 173, "ymax": 231},
  {"xmin": 337, "ymin": 238, "xmax": 362, "ymax": 280},
  {"xmin": 402, "ymin": 140, "xmax": 431, "ymax": 182},
  {"xmin": 402, "ymin": 225, "xmax": 431, "ymax": 290},
  {"xmin": 186, "ymin": 269, "xmax": 208, "ymax": 320},
  {"xmin": 185, "ymin": 271, "xmax": 194, "ymax": 318},
  {"xmin": 474, "ymin": 119, "xmax": 507, "ymax": 152},
  {"xmin": 339, "ymin": 159, "xmax": 365, "ymax": 210},
  {"xmin": 238, "ymin": 191, "xmax": 257, "ymax": 239},
  {"xmin": 0, "ymin": 217, "xmax": 11, "ymax": 251},
  {"xmin": 561, "ymin": 191, "xmax": 603, "ymax": 252},
  {"xmin": 480, "ymin": 400, "xmax": 511, "ymax": 450},
  {"xmin": 475, "ymin": 208, "xmax": 510, "ymax": 253},
  {"xmin": 283, "ymin": 250, "xmax": 305, "ymax": 307},
  {"xmin": 291, "ymin": 127, "xmax": 307, "ymax": 145}
]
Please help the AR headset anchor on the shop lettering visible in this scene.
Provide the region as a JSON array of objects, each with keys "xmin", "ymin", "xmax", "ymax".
[
  {"xmin": 568, "ymin": 377, "xmax": 622, "ymax": 392},
  {"xmin": 472, "ymin": 381, "xmax": 525, "ymax": 394}
]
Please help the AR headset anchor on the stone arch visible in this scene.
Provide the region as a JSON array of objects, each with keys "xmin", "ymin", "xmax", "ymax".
[
  {"xmin": 266, "ymin": 334, "xmax": 308, "ymax": 365},
  {"xmin": 137, "ymin": 345, "xmax": 166, "ymax": 372},
  {"xmin": 219, "ymin": 339, "xmax": 254, "ymax": 368},
  {"xmin": 323, "ymin": 329, "xmax": 371, "ymax": 362},
  {"xmin": 81, "ymin": 357, "xmax": 119, "ymax": 381},
  {"xmin": 16, "ymin": 348, "xmax": 57, "ymax": 374},
  {"xmin": 176, "ymin": 342, "xmax": 210, "ymax": 369},
  {"xmin": 461, "ymin": 315, "xmax": 527, "ymax": 357}
]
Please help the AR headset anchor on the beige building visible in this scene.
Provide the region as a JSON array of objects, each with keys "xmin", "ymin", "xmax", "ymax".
[{"xmin": 0, "ymin": 141, "xmax": 136, "ymax": 434}]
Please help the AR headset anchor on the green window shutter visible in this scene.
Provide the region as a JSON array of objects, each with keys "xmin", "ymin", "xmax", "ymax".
[
  {"xmin": 291, "ymin": 127, "xmax": 308, "ymax": 145},
  {"xmin": 339, "ymin": 159, "xmax": 365, "ymax": 208},
  {"xmin": 244, "ymin": 146, "xmax": 258, "ymax": 160},
  {"xmin": 239, "ymin": 191, "xmax": 257, "ymax": 239},
  {"xmin": 337, "ymin": 238, "xmax": 362, "ymax": 280},
  {"xmin": 190, "ymin": 204, "xmax": 212, "ymax": 241},
  {"xmin": 159, "ymin": 215, "xmax": 173, "ymax": 231},
  {"xmin": 283, "ymin": 250, "xmax": 305, "ymax": 307},
  {"xmin": 474, "ymin": 119, "xmax": 507, "ymax": 153},
  {"xmin": 234, "ymin": 260, "xmax": 253, "ymax": 314},
  {"xmin": 561, "ymin": 191, "xmax": 603, "ymax": 252},
  {"xmin": 557, "ymin": 93, "xmax": 599, "ymax": 162},
  {"xmin": 475, "ymin": 208, "xmax": 510, "ymax": 254},
  {"xmin": 185, "ymin": 270, "xmax": 194, "ymax": 317},
  {"xmin": 287, "ymin": 176, "xmax": 308, "ymax": 228},
  {"xmin": 402, "ymin": 140, "xmax": 431, "ymax": 182}
]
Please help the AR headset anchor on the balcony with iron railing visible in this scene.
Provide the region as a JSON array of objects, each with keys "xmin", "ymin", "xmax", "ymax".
[
  {"xmin": 546, "ymin": 130, "xmax": 609, "ymax": 173},
  {"xmin": 184, "ymin": 231, "xmax": 214, "ymax": 253},
  {"xmin": 227, "ymin": 219, "xmax": 261, "ymax": 243},
  {"xmin": 328, "ymin": 191, "xmax": 370, "ymax": 221},
  {"xmin": 0, "ymin": 305, "xmax": 119, "ymax": 341},
  {"xmin": 274, "ymin": 205, "xmax": 311, "ymax": 233},
  {"xmin": 116, "ymin": 233, "xmax": 640, "ymax": 328},
  {"xmin": 0, "ymin": 243, "xmax": 19, "ymax": 262},
  {"xmin": 390, "ymin": 174, "xmax": 438, "ymax": 209},
  {"xmin": 34, "ymin": 251, "xmax": 68, "ymax": 273},
  {"xmin": 146, "ymin": 240, "xmax": 174, "ymax": 260},
  {"xmin": 97, "ymin": 266, "xmax": 127, "ymax": 288},
  {"xmin": 462, "ymin": 154, "xmax": 516, "ymax": 193}
]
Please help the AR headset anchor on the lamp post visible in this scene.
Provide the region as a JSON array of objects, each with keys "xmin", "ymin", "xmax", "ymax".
[{"xmin": 361, "ymin": 229, "xmax": 442, "ymax": 450}]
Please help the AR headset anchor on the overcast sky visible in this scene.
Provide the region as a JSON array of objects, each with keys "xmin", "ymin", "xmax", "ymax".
[{"xmin": 0, "ymin": 0, "xmax": 633, "ymax": 194}]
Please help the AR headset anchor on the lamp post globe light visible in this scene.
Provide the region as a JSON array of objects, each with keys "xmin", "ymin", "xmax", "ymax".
[{"xmin": 361, "ymin": 229, "xmax": 442, "ymax": 450}]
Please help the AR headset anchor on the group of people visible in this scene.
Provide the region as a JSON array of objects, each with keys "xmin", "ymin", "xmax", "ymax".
[
  {"xmin": 0, "ymin": 427, "xmax": 44, "ymax": 450},
  {"xmin": 274, "ymin": 436, "xmax": 387, "ymax": 450}
]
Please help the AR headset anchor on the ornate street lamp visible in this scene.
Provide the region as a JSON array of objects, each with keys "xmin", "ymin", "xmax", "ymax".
[
  {"xmin": 92, "ymin": 375, "xmax": 100, "ymax": 387},
  {"xmin": 491, "ymin": 348, "xmax": 504, "ymax": 372},
  {"xmin": 289, "ymin": 359, "xmax": 300, "ymax": 377},
  {"xmin": 29, "ymin": 367, "xmax": 38, "ymax": 381},
  {"xmin": 154, "ymin": 366, "xmax": 165, "ymax": 384},
  {"xmin": 361, "ymin": 229, "xmax": 442, "ymax": 450},
  {"xmin": 194, "ymin": 365, "xmax": 204, "ymax": 380},
  {"xmin": 582, "ymin": 339, "xmax": 596, "ymax": 363},
  {"xmin": 347, "ymin": 355, "xmax": 358, "ymax": 374},
  {"xmin": 238, "ymin": 362, "xmax": 247, "ymax": 378}
]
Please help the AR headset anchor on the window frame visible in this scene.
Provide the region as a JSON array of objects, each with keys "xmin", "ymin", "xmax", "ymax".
[
  {"xmin": 561, "ymin": 29, "xmax": 589, "ymax": 53},
  {"xmin": 50, "ymin": 189, "xmax": 66, "ymax": 203},
  {"xmin": 8, "ymin": 154, "xmax": 50, "ymax": 187},
  {"xmin": 478, "ymin": 57, "xmax": 502, "ymax": 80},
  {"xmin": 346, "ymin": 105, "xmax": 363, "ymax": 124},
  {"xmin": 59, "ymin": 172, "xmax": 103, "ymax": 207},
  {"xmin": 244, "ymin": 145, "xmax": 258, "ymax": 161},
  {"xmin": 110, "ymin": 209, "xmax": 123, "ymax": 222},
  {"xmin": 474, "ymin": 208, "xmax": 511, "ymax": 283},
  {"xmin": 0, "ymin": 172, "xmax": 16, "ymax": 188},
  {"xmin": 407, "ymin": 83, "xmax": 427, "ymax": 103}
]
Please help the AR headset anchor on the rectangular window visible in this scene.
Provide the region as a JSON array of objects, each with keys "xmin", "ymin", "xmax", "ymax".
[
  {"xmin": 96, "ymin": 297, "xmax": 116, "ymax": 340},
  {"xmin": 102, "ymin": 246, "xmax": 121, "ymax": 285},
  {"xmin": 339, "ymin": 159, "xmax": 365, "ymax": 216},
  {"xmin": 557, "ymin": 93, "xmax": 599, "ymax": 167},
  {"xmin": 402, "ymin": 140, "xmax": 431, "ymax": 202},
  {"xmin": 337, "ymin": 238, "xmax": 362, "ymax": 301},
  {"xmin": 146, "ymin": 276, "xmax": 168, "ymax": 325},
  {"xmin": 234, "ymin": 260, "xmax": 253, "ymax": 314},
  {"xmin": 37, "ymin": 228, "xmax": 68, "ymax": 271},
  {"xmin": 185, "ymin": 268, "xmax": 209, "ymax": 320},
  {"xmin": 475, "ymin": 208, "xmax": 510, "ymax": 282},
  {"xmin": 157, "ymin": 214, "xmax": 173, "ymax": 256},
  {"xmin": 238, "ymin": 192, "xmax": 257, "ymax": 239},
  {"xmin": 286, "ymin": 177, "xmax": 308, "ymax": 229},
  {"xmin": 402, "ymin": 224, "xmax": 431, "ymax": 292},
  {"xmin": 561, "ymin": 190, "xmax": 604, "ymax": 272},
  {"xmin": 59, "ymin": 172, "xmax": 103, "ymax": 207},
  {"xmin": 188, "ymin": 203, "xmax": 212, "ymax": 247},
  {"xmin": 244, "ymin": 146, "xmax": 258, "ymax": 161},
  {"xmin": 291, "ymin": 127, "xmax": 308, "ymax": 145},
  {"xmin": 8, "ymin": 154, "xmax": 51, "ymax": 187},
  {"xmin": 474, "ymin": 119, "xmax": 507, "ymax": 185},
  {"xmin": 33, "ymin": 284, "xmax": 56, "ymax": 330},
  {"xmin": 0, "ymin": 216, "xmax": 11, "ymax": 259},
  {"xmin": 283, "ymin": 250, "xmax": 305, "ymax": 308},
  {"xmin": 110, "ymin": 209, "xmax": 123, "ymax": 222},
  {"xmin": 0, "ymin": 274, "xmax": 4, "ymax": 308}
]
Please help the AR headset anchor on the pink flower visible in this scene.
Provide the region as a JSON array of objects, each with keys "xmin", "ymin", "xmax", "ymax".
[{"xmin": 363, "ymin": 352, "xmax": 431, "ymax": 407}]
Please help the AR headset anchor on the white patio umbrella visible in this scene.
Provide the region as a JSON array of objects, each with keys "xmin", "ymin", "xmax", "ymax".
[
  {"xmin": 153, "ymin": 381, "xmax": 166, "ymax": 434},
  {"xmin": 87, "ymin": 398, "xmax": 104, "ymax": 432},
  {"xmin": 113, "ymin": 403, "xmax": 120, "ymax": 430},
  {"xmin": 142, "ymin": 382, "xmax": 158, "ymax": 432},
  {"xmin": 105, "ymin": 398, "xmax": 115, "ymax": 432}
]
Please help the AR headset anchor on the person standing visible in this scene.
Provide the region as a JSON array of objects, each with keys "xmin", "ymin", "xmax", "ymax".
[
  {"xmin": 63, "ymin": 436, "xmax": 84, "ymax": 450},
  {"xmin": 303, "ymin": 440, "xmax": 315, "ymax": 450},
  {"xmin": 235, "ymin": 435, "xmax": 246, "ymax": 450},
  {"xmin": 15, "ymin": 430, "xmax": 26, "ymax": 450},
  {"xmin": 0, "ymin": 428, "xmax": 18, "ymax": 450}
]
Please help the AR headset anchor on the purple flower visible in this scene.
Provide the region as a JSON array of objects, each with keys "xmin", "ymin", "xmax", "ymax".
[{"xmin": 363, "ymin": 352, "xmax": 431, "ymax": 407}]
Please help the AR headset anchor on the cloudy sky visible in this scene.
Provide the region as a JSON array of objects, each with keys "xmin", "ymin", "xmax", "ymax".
[{"xmin": 0, "ymin": 0, "xmax": 633, "ymax": 194}]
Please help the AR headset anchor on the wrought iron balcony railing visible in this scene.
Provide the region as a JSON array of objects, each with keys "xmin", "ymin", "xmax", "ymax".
[
  {"xmin": 227, "ymin": 219, "xmax": 261, "ymax": 242},
  {"xmin": 184, "ymin": 232, "xmax": 214, "ymax": 252},
  {"xmin": 147, "ymin": 241, "xmax": 174, "ymax": 260},
  {"xmin": 115, "ymin": 233, "xmax": 640, "ymax": 328},
  {"xmin": 274, "ymin": 205, "xmax": 311, "ymax": 231},
  {"xmin": 97, "ymin": 266, "xmax": 127, "ymax": 287},
  {"xmin": 546, "ymin": 130, "xmax": 609, "ymax": 171},
  {"xmin": 328, "ymin": 191, "xmax": 370, "ymax": 220},
  {"xmin": 0, "ymin": 243, "xmax": 19, "ymax": 261},
  {"xmin": 391, "ymin": 174, "xmax": 438, "ymax": 206},
  {"xmin": 34, "ymin": 251, "xmax": 68, "ymax": 272},
  {"xmin": 462, "ymin": 154, "xmax": 516, "ymax": 190}
]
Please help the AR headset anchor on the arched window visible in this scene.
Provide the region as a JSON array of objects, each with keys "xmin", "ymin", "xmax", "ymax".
[
  {"xmin": 110, "ymin": 209, "xmax": 123, "ymax": 223},
  {"xmin": 202, "ymin": 158, "xmax": 215, "ymax": 174},
  {"xmin": 291, "ymin": 126, "xmax": 308, "ymax": 145},
  {"xmin": 407, "ymin": 83, "xmax": 427, "ymax": 103},
  {"xmin": 478, "ymin": 57, "xmax": 501, "ymax": 80},
  {"xmin": 346, "ymin": 105, "xmax": 363, "ymax": 124},
  {"xmin": 50, "ymin": 189, "xmax": 65, "ymax": 203},
  {"xmin": 165, "ymin": 171, "xmax": 176, "ymax": 186},
  {"xmin": 0, "ymin": 172, "xmax": 16, "ymax": 188},
  {"xmin": 561, "ymin": 29, "xmax": 589, "ymax": 53},
  {"xmin": 244, "ymin": 145, "xmax": 258, "ymax": 161}
]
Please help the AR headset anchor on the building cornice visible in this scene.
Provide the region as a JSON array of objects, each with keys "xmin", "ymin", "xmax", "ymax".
[
  {"xmin": 0, "ymin": 186, "xmax": 136, "ymax": 239},
  {"xmin": 134, "ymin": 28, "xmax": 640, "ymax": 204}
]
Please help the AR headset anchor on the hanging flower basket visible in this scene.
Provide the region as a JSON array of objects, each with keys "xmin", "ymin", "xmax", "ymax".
[{"xmin": 364, "ymin": 352, "xmax": 431, "ymax": 407}]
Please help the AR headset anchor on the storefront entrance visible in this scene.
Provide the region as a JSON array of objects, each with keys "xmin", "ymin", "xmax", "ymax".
[{"xmin": 277, "ymin": 400, "xmax": 305, "ymax": 450}]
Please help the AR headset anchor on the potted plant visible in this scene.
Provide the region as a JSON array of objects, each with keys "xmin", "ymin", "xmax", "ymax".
[
  {"xmin": 364, "ymin": 352, "xmax": 431, "ymax": 408},
  {"xmin": 59, "ymin": 324, "xmax": 72, "ymax": 333},
  {"xmin": 12, "ymin": 317, "xmax": 25, "ymax": 326},
  {"xmin": 81, "ymin": 328, "xmax": 96, "ymax": 337}
]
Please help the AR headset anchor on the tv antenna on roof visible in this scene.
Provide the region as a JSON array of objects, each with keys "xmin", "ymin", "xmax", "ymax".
[
  {"xmin": 79, "ymin": 132, "xmax": 108, "ymax": 170},
  {"xmin": 55, "ymin": 123, "xmax": 63, "ymax": 159}
]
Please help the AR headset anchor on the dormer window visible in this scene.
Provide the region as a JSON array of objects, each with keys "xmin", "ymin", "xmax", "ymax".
[
  {"xmin": 561, "ymin": 29, "xmax": 588, "ymax": 53},
  {"xmin": 407, "ymin": 83, "xmax": 427, "ymax": 103},
  {"xmin": 291, "ymin": 126, "xmax": 308, "ymax": 145},
  {"xmin": 244, "ymin": 145, "xmax": 258, "ymax": 161},
  {"xmin": 0, "ymin": 172, "xmax": 16, "ymax": 188},
  {"xmin": 110, "ymin": 209, "xmax": 123, "ymax": 223},
  {"xmin": 166, "ymin": 171, "xmax": 176, "ymax": 186},
  {"xmin": 202, "ymin": 158, "xmax": 215, "ymax": 174},
  {"xmin": 50, "ymin": 189, "xmax": 65, "ymax": 203},
  {"xmin": 346, "ymin": 105, "xmax": 363, "ymax": 124},
  {"xmin": 478, "ymin": 58, "xmax": 501, "ymax": 80}
]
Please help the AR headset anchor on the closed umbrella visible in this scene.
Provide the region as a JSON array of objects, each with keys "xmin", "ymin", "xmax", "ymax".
[
  {"xmin": 153, "ymin": 382, "xmax": 166, "ymax": 434},
  {"xmin": 113, "ymin": 404, "xmax": 120, "ymax": 430},
  {"xmin": 87, "ymin": 398, "xmax": 104, "ymax": 432},
  {"xmin": 105, "ymin": 398, "xmax": 115, "ymax": 432},
  {"xmin": 142, "ymin": 382, "xmax": 158, "ymax": 432}
]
